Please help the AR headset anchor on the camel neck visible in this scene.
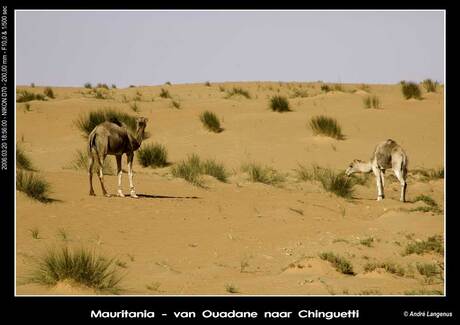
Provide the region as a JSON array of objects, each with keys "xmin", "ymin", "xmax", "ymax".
[
  {"xmin": 358, "ymin": 161, "xmax": 373, "ymax": 173},
  {"xmin": 135, "ymin": 127, "xmax": 145, "ymax": 145}
]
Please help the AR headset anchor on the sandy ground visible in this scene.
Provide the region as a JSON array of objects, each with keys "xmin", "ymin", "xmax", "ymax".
[{"xmin": 15, "ymin": 82, "xmax": 444, "ymax": 295}]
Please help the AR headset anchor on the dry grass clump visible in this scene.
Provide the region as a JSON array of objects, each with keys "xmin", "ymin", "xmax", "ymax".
[
  {"xmin": 241, "ymin": 163, "xmax": 285, "ymax": 185},
  {"xmin": 309, "ymin": 115, "xmax": 345, "ymax": 140},
  {"xmin": 29, "ymin": 246, "xmax": 123, "ymax": 293},
  {"xmin": 319, "ymin": 252, "xmax": 355, "ymax": 275},
  {"xmin": 171, "ymin": 154, "xmax": 228, "ymax": 186},
  {"xmin": 199, "ymin": 111, "xmax": 223, "ymax": 133},
  {"xmin": 137, "ymin": 143, "xmax": 169, "ymax": 168},
  {"xmin": 269, "ymin": 95, "xmax": 291, "ymax": 112}
]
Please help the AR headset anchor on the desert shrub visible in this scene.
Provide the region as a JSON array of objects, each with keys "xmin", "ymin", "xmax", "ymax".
[
  {"xmin": 309, "ymin": 115, "xmax": 345, "ymax": 140},
  {"xmin": 404, "ymin": 235, "xmax": 443, "ymax": 256},
  {"xmin": 68, "ymin": 149, "xmax": 115, "ymax": 175},
  {"xmin": 364, "ymin": 262, "xmax": 405, "ymax": 276},
  {"xmin": 295, "ymin": 164, "xmax": 355, "ymax": 198},
  {"xmin": 363, "ymin": 95, "xmax": 381, "ymax": 109},
  {"xmin": 412, "ymin": 194, "xmax": 442, "ymax": 213},
  {"xmin": 16, "ymin": 145, "xmax": 34, "ymax": 171},
  {"xmin": 111, "ymin": 84, "xmax": 117, "ymax": 89},
  {"xmin": 84, "ymin": 82, "xmax": 92, "ymax": 89},
  {"xmin": 137, "ymin": 143, "xmax": 169, "ymax": 168},
  {"xmin": 74, "ymin": 108, "xmax": 137, "ymax": 136},
  {"xmin": 411, "ymin": 167, "xmax": 444, "ymax": 181},
  {"xmin": 44, "ymin": 87, "xmax": 55, "ymax": 99},
  {"xmin": 360, "ymin": 237, "xmax": 374, "ymax": 247},
  {"xmin": 241, "ymin": 163, "xmax": 285, "ymax": 185},
  {"xmin": 171, "ymin": 100, "xmax": 181, "ymax": 109},
  {"xmin": 165, "ymin": 81, "xmax": 172, "ymax": 86},
  {"xmin": 30, "ymin": 83, "xmax": 35, "ymax": 88},
  {"xmin": 171, "ymin": 154, "xmax": 228, "ymax": 186},
  {"xmin": 205, "ymin": 81, "xmax": 211, "ymax": 87},
  {"xmin": 16, "ymin": 90, "xmax": 46, "ymax": 103},
  {"xmin": 416, "ymin": 263, "xmax": 441, "ymax": 278},
  {"xmin": 202, "ymin": 159, "xmax": 228, "ymax": 182},
  {"xmin": 225, "ymin": 87, "xmax": 251, "ymax": 99},
  {"xmin": 200, "ymin": 111, "xmax": 222, "ymax": 133},
  {"xmin": 319, "ymin": 252, "xmax": 355, "ymax": 275},
  {"xmin": 171, "ymin": 154, "xmax": 204, "ymax": 186},
  {"xmin": 422, "ymin": 79, "xmax": 438, "ymax": 93},
  {"xmin": 321, "ymin": 84, "xmax": 332, "ymax": 93},
  {"xmin": 93, "ymin": 89, "xmax": 111, "ymax": 100},
  {"xmin": 401, "ymin": 81, "xmax": 422, "ymax": 99},
  {"xmin": 29, "ymin": 246, "xmax": 123, "ymax": 293},
  {"xmin": 96, "ymin": 83, "xmax": 109, "ymax": 90},
  {"xmin": 291, "ymin": 88, "xmax": 309, "ymax": 98},
  {"xmin": 269, "ymin": 95, "xmax": 291, "ymax": 112},
  {"xmin": 159, "ymin": 88, "xmax": 171, "ymax": 99},
  {"xmin": 16, "ymin": 170, "xmax": 51, "ymax": 202}
]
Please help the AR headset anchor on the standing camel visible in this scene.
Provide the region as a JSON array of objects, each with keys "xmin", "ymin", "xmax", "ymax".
[
  {"xmin": 88, "ymin": 117, "xmax": 148, "ymax": 198},
  {"xmin": 345, "ymin": 139, "xmax": 408, "ymax": 202}
]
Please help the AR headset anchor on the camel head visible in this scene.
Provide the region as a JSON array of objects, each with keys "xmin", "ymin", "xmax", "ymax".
[
  {"xmin": 345, "ymin": 159, "xmax": 364, "ymax": 176},
  {"xmin": 136, "ymin": 117, "xmax": 148, "ymax": 130}
]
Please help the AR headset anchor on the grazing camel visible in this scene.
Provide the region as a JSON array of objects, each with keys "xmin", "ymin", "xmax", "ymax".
[
  {"xmin": 345, "ymin": 139, "xmax": 408, "ymax": 202},
  {"xmin": 88, "ymin": 117, "xmax": 148, "ymax": 198}
]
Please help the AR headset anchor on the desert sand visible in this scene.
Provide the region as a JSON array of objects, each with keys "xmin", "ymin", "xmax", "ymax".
[{"xmin": 15, "ymin": 82, "xmax": 444, "ymax": 295}]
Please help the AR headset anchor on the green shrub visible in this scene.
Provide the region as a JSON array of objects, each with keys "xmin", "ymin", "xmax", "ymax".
[
  {"xmin": 404, "ymin": 235, "xmax": 443, "ymax": 255},
  {"xmin": 16, "ymin": 90, "xmax": 46, "ymax": 103},
  {"xmin": 74, "ymin": 108, "xmax": 137, "ymax": 136},
  {"xmin": 159, "ymin": 88, "xmax": 171, "ymax": 99},
  {"xmin": 200, "ymin": 111, "xmax": 222, "ymax": 133},
  {"xmin": 171, "ymin": 154, "xmax": 204, "ymax": 186},
  {"xmin": 137, "ymin": 143, "xmax": 169, "ymax": 168},
  {"xmin": 29, "ymin": 246, "xmax": 123, "ymax": 293},
  {"xmin": 295, "ymin": 164, "xmax": 355, "ymax": 198},
  {"xmin": 16, "ymin": 170, "xmax": 51, "ymax": 202},
  {"xmin": 202, "ymin": 159, "xmax": 228, "ymax": 182},
  {"xmin": 309, "ymin": 115, "xmax": 345, "ymax": 140},
  {"xmin": 422, "ymin": 79, "xmax": 438, "ymax": 93},
  {"xmin": 416, "ymin": 263, "xmax": 441, "ymax": 277},
  {"xmin": 225, "ymin": 87, "xmax": 251, "ymax": 99},
  {"xmin": 241, "ymin": 163, "xmax": 285, "ymax": 185},
  {"xmin": 319, "ymin": 252, "xmax": 355, "ymax": 275},
  {"xmin": 96, "ymin": 83, "xmax": 110, "ymax": 90},
  {"xmin": 16, "ymin": 145, "xmax": 34, "ymax": 171},
  {"xmin": 401, "ymin": 81, "xmax": 422, "ymax": 99},
  {"xmin": 171, "ymin": 154, "xmax": 228, "ymax": 186},
  {"xmin": 269, "ymin": 96, "xmax": 291, "ymax": 112},
  {"xmin": 44, "ymin": 87, "xmax": 55, "ymax": 99},
  {"xmin": 363, "ymin": 95, "xmax": 380, "ymax": 109},
  {"xmin": 171, "ymin": 100, "xmax": 181, "ymax": 109},
  {"xmin": 321, "ymin": 84, "xmax": 332, "ymax": 93},
  {"xmin": 84, "ymin": 82, "xmax": 92, "ymax": 89}
]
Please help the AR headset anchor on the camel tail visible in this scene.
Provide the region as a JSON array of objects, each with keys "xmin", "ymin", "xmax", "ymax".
[{"xmin": 88, "ymin": 129, "xmax": 98, "ymax": 157}]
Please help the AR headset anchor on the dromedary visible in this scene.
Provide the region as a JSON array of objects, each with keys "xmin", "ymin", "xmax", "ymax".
[
  {"xmin": 345, "ymin": 139, "xmax": 408, "ymax": 202},
  {"xmin": 88, "ymin": 117, "xmax": 148, "ymax": 198}
]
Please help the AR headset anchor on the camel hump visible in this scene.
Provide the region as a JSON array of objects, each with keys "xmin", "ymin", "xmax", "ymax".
[{"xmin": 108, "ymin": 117, "xmax": 123, "ymax": 126}]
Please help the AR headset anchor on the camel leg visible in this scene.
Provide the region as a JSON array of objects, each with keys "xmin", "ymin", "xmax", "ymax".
[
  {"xmin": 88, "ymin": 151, "xmax": 96, "ymax": 196},
  {"xmin": 394, "ymin": 169, "xmax": 407, "ymax": 202},
  {"xmin": 97, "ymin": 153, "xmax": 110, "ymax": 197},
  {"xmin": 116, "ymin": 155, "xmax": 125, "ymax": 197},
  {"xmin": 127, "ymin": 153, "xmax": 138, "ymax": 198},
  {"xmin": 373, "ymin": 166, "xmax": 384, "ymax": 201}
]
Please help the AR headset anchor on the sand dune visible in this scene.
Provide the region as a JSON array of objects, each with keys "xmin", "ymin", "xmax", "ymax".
[{"xmin": 15, "ymin": 82, "xmax": 444, "ymax": 295}]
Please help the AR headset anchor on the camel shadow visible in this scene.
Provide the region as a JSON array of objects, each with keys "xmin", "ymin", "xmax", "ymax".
[{"xmin": 136, "ymin": 193, "xmax": 200, "ymax": 200}]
